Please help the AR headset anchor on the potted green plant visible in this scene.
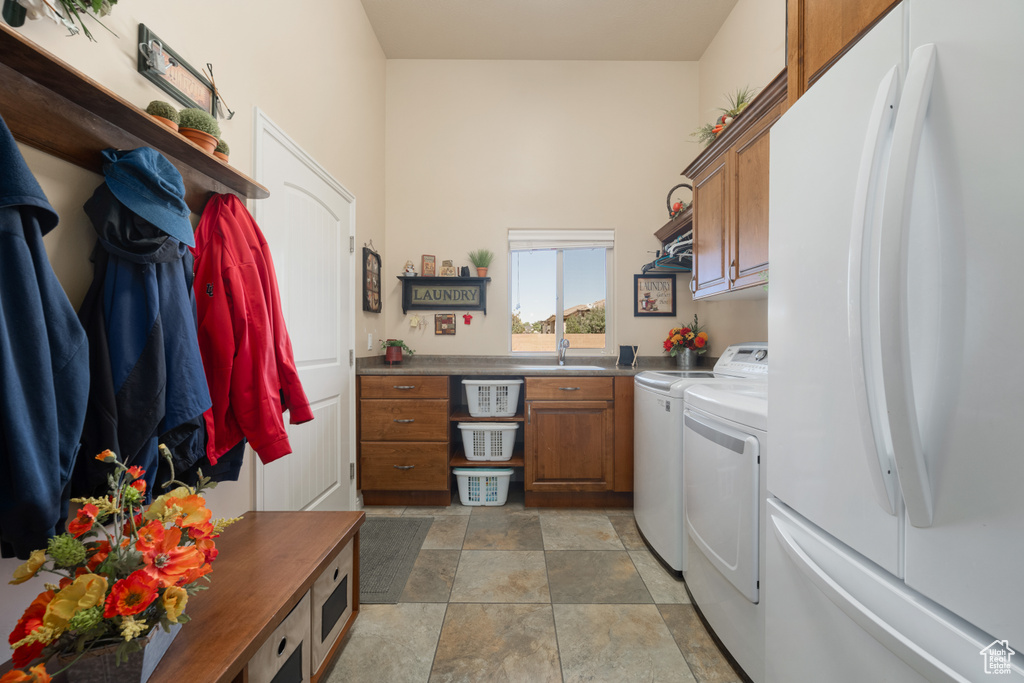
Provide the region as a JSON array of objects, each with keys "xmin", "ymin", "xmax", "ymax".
[
  {"xmin": 380, "ymin": 339, "xmax": 414, "ymax": 365},
  {"xmin": 467, "ymin": 249, "xmax": 494, "ymax": 277},
  {"xmin": 145, "ymin": 100, "xmax": 179, "ymax": 132},
  {"xmin": 213, "ymin": 138, "xmax": 229, "ymax": 162},
  {"xmin": 177, "ymin": 108, "xmax": 221, "ymax": 154}
]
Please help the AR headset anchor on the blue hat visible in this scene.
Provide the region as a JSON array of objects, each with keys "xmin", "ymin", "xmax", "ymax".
[{"xmin": 101, "ymin": 147, "xmax": 194, "ymax": 246}]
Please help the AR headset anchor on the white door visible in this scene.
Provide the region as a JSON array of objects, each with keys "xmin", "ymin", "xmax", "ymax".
[
  {"xmin": 253, "ymin": 108, "xmax": 355, "ymax": 512},
  {"xmin": 899, "ymin": 0, "xmax": 1024, "ymax": 649},
  {"xmin": 767, "ymin": 4, "xmax": 905, "ymax": 575}
]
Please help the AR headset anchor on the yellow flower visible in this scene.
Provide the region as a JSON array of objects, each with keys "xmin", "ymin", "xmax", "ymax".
[
  {"xmin": 11, "ymin": 625, "xmax": 59, "ymax": 650},
  {"xmin": 119, "ymin": 615, "xmax": 148, "ymax": 641},
  {"xmin": 212, "ymin": 516, "xmax": 243, "ymax": 535},
  {"xmin": 143, "ymin": 487, "xmax": 192, "ymax": 522},
  {"xmin": 161, "ymin": 586, "xmax": 188, "ymax": 623},
  {"xmin": 43, "ymin": 573, "xmax": 108, "ymax": 633},
  {"xmin": 9, "ymin": 550, "xmax": 47, "ymax": 585}
]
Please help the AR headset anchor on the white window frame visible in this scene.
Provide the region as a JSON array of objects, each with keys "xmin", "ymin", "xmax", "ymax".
[{"xmin": 507, "ymin": 229, "xmax": 614, "ymax": 356}]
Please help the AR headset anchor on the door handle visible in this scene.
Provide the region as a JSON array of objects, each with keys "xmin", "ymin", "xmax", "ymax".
[
  {"xmin": 393, "ymin": 418, "xmax": 415, "ymax": 423},
  {"xmin": 729, "ymin": 259, "xmax": 736, "ymax": 283},
  {"xmin": 689, "ymin": 277, "xmax": 696, "ymax": 293},
  {"xmin": 527, "ymin": 404, "xmax": 531, "ymax": 425},
  {"xmin": 393, "ymin": 465, "xmax": 415, "ymax": 470}
]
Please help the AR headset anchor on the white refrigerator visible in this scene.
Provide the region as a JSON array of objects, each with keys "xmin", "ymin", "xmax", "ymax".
[{"xmin": 767, "ymin": 1, "xmax": 1024, "ymax": 681}]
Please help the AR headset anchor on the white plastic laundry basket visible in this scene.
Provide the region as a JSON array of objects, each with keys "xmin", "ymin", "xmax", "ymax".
[
  {"xmin": 454, "ymin": 468, "xmax": 513, "ymax": 506},
  {"xmin": 457, "ymin": 423, "xmax": 518, "ymax": 461},
  {"xmin": 462, "ymin": 379, "xmax": 523, "ymax": 418}
]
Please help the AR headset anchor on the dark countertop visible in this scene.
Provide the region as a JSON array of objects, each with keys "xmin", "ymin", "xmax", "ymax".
[{"xmin": 356, "ymin": 354, "xmax": 716, "ymax": 377}]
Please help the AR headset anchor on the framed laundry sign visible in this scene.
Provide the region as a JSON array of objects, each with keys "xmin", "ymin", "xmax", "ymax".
[
  {"xmin": 137, "ymin": 25, "xmax": 217, "ymax": 114},
  {"xmin": 399, "ymin": 276, "xmax": 490, "ymax": 314},
  {"xmin": 634, "ymin": 273, "xmax": 676, "ymax": 316},
  {"xmin": 363, "ymin": 247, "xmax": 382, "ymax": 313}
]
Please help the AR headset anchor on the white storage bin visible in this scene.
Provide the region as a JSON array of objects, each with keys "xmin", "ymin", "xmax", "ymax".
[
  {"xmin": 458, "ymin": 422, "xmax": 518, "ymax": 461},
  {"xmin": 454, "ymin": 468, "xmax": 513, "ymax": 506},
  {"xmin": 463, "ymin": 379, "xmax": 523, "ymax": 417}
]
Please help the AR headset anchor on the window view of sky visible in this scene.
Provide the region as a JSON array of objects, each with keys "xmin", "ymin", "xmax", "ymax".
[{"xmin": 511, "ymin": 248, "xmax": 606, "ymax": 325}]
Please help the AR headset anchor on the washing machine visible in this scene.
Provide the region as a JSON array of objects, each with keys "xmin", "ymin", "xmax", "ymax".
[
  {"xmin": 682, "ymin": 380, "xmax": 768, "ymax": 683},
  {"xmin": 633, "ymin": 343, "xmax": 767, "ymax": 574}
]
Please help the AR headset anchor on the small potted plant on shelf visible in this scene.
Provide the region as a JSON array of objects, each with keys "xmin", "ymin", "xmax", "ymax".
[
  {"xmin": 145, "ymin": 101, "xmax": 179, "ymax": 132},
  {"xmin": 380, "ymin": 339, "xmax": 414, "ymax": 365},
  {"xmin": 3, "ymin": 446, "xmax": 240, "ymax": 682},
  {"xmin": 213, "ymin": 138, "xmax": 229, "ymax": 162},
  {"xmin": 176, "ymin": 108, "xmax": 221, "ymax": 154},
  {"xmin": 467, "ymin": 249, "xmax": 494, "ymax": 277}
]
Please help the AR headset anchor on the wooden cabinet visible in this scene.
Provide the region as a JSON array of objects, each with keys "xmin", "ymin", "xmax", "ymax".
[
  {"xmin": 683, "ymin": 70, "xmax": 786, "ymax": 299},
  {"xmin": 524, "ymin": 378, "xmax": 615, "ymax": 496},
  {"xmin": 358, "ymin": 375, "xmax": 451, "ymax": 506},
  {"xmin": 787, "ymin": 0, "xmax": 900, "ymax": 103}
]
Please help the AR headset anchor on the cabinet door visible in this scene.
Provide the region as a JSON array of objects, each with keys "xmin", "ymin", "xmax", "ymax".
[
  {"xmin": 731, "ymin": 100, "xmax": 782, "ymax": 290},
  {"xmin": 692, "ymin": 159, "xmax": 730, "ymax": 298},
  {"xmin": 525, "ymin": 401, "xmax": 613, "ymax": 492}
]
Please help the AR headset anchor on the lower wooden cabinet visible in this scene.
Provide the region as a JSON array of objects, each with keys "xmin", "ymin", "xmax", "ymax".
[
  {"xmin": 525, "ymin": 399, "xmax": 614, "ymax": 492},
  {"xmin": 359, "ymin": 443, "xmax": 449, "ymax": 490}
]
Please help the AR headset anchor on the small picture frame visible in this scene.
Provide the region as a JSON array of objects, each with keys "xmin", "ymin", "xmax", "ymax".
[
  {"xmin": 422, "ymin": 255, "xmax": 436, "ymax": 277},
  {"xmin": 439, "ymin": 265, "xmax": 457, "ymax": 277},
  {"xmin": 435, "ymin": 313, "xmax": 456, "ymax": 335},
  {"xmin": 362, "ymin": 247, "xmax": 382, "ymax": 313},
  {"xmin": 633, "ymin": 274, "xmax": 676, "ymax": 317}
]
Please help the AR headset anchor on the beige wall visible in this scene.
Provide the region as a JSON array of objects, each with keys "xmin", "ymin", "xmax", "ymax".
[
  {"xmin": 1, "ymin": 0, "xmax": 385, "ymax": 638},
  {"xmin": 384, "ymin": 59, "xmax": 706, "ymax": 359},
  {"xmin": 696, "ymin": 0, "xmax": 787, "ymax": 128}
]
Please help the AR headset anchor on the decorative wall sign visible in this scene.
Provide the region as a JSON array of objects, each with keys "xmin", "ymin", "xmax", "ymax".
[
  {"xmin": 633, "ymin": 273, "xmax": 676, "ymax": 316},
  {"xmin": 363, "ymin": 247, "xmax": 382, "ymax": 313},
  {"xmin": 439, "ymin": 259, "xmax": 456, "ymax": 277},
  {"xmin": 398, "ymin": 276, "xmax": 491, "ymax": 314},
  {"xmin": 137, "ymin": 25, "xmax": 218, "ymax": 114},
  {"xmin": 435, "ymin": 313, "xmax": 456, "ymax": 335},
  {"xmin": 422, "ymin": 255, "xmax": 436, "ymax": 277}
]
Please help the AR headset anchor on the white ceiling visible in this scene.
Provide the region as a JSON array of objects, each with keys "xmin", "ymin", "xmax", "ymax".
[{"xmin": 359, "ymin": 0, "xmax": 740, "ymax": 61}]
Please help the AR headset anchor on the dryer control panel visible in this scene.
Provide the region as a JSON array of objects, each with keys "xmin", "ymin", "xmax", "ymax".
[{"xmin": 715, "ymin": 343, "xmax": 769, "ymax": 376}]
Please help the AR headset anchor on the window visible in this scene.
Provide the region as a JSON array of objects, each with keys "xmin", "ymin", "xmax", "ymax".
[{"xmin": 508, "ymin": 229, "xmax": 613, "ymax": 355}]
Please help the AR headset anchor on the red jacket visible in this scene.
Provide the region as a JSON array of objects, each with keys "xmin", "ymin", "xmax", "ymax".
[{"xmin": 192, "ymin": 194, "xmax": 313, "ymax": 464}]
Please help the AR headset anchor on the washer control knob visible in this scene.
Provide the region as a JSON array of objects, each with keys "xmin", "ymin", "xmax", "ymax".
[{"xmin": 755, "ymin": 349, "xmax": 768, "ymax": 362}]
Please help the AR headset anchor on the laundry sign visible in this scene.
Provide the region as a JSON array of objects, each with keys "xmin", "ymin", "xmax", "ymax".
[{"xmin": 399, "ymin": 276, "xmax": 490, "ymax": 314}]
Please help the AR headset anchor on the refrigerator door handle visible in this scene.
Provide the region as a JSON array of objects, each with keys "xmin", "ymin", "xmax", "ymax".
[
  {"xmin": 848, "ymin": 64, "xmax": 900, "ymax": 516},
  {"xmin": 770, "ymin": 504, "xmax": 976, "ymax": 683},
  {"xmin": 878, "ymin": 43, "xmax": 937, "ymax": 528}
]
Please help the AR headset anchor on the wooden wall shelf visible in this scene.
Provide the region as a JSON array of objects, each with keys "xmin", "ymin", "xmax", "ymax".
[{"xmin": 0, "ymin": 24, "xmax": 269, "ymax": 214}]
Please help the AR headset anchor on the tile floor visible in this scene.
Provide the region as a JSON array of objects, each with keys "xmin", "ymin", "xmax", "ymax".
[{"xmin": 323, "ymin": 486, "xmax": 743, "ymax": 683}]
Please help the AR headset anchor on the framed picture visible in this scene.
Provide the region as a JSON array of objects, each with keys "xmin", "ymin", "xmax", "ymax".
[
  {"xmin": 435, "ymin": 313, "xmax": 456, "ymax": 335},
  {"xmin": 633, "ymin": 273, "xmax": 676, "ymax": 316},
  {"xmin": 422, "ymin": 255, "xmax": 436, "ymax": 277},
  {"xmin": 439, "ymin": 265, "xmax": 457, "ymax": 277},
  {"xmin": 362, "ymin": 247, "xmax": 382, "ymax": 313},
  {"xmin": 137, "ymin": 25, "xmax": 218, "ymax": 114}
]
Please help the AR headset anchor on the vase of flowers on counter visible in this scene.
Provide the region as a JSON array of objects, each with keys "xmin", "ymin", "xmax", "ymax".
[
  {"xmin": 664, "ymin": 315, "xmax": 709, "ymax": 369},
  {"xmin": 3, "ymin": 446, "xmax": 240, "ymax": 683}
]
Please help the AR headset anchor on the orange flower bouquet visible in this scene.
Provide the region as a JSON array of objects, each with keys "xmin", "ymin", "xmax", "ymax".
[
  {"xmin": 663, "ymin": 314, "xmax": 709, "ymax": 356},
  {"xmin": 4, "ymin": 446, "xmax": 241, "ymax": 681}
]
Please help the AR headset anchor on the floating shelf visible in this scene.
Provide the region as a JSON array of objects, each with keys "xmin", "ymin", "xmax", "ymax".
[{"xmin": 0, "ymin": 23, "xmax": 269, "ymax": 214}]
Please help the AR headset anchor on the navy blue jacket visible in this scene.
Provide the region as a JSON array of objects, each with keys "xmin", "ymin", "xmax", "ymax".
[
  {"xmin": 0, "ymin": 115, "xmax": 90, "ymax": 559},
  {"xmin": 72, "ymin": 184, "xmax": 211, "ymax": 499}
]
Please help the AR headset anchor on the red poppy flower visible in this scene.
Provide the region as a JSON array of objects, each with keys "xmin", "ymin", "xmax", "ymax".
[
  {"xmin": 175, "ymin": 563, "xmax": 212, "ymax": 586},
  {"xmin": 86, "ymin": 541, "xmax": 111, "ymax": 571},
  {"xmin": 0, "ymin": 663, "xmax": 52, "ymax": 682},
  {"xmin": 129, "ymin": 478, "xmax": 146, "ymax": 496},
  {"xmin": 188, "ymin": 521, "xmax": 217, "ymax": 540},
  {"xmin": 67, "ymin": 504, "xmax": 98, "ymax": 538},
  {"xmin": 9, "ymin": 590, "xmax": 54, "ymax": 667},
  {"xmin": 136, "ymin": 524, "xmax": 205, "ymax": 587},
  {"xmin": 103, "ymin": 571, "xmax": 159, "ymax": 618},
  {"xmin": 126, "ymin": 466, "xmax": 145, "ymax": 480},
  {"xmin": 194, "ymin": 537, "xmax": 218, "ymax": 564}
]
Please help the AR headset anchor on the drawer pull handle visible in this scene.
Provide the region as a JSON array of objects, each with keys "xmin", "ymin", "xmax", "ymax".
[
  {"xmin": 558, "ymin": 387, "xmax": 581, "ymax": 391},
  {"xmin": 277, "ymin": 637, "xmax": 288, "ymax": 657},
  {"xmin": 333, "ymin": 568, "xmax": 340, "ymax": 581},
  {"xmin": 393, "ymin": 385, "xmax": 416, "ymax": 390},
  {"xmin": 394, "ymin": 418, "xmax": 416, "ymax": 423},
  {"xmin": 394, "ymin": 465, "xmax": 415, "ymax": 470}
]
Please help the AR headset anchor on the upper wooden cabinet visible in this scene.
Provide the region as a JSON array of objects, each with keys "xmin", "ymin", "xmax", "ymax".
[
  {"xmin": 787, "ymin": 0, "xmax": 900, "ymax": 102},
  {"xmin": 682, "ymin": 70, "xmax": 785, "ymax": 299}
]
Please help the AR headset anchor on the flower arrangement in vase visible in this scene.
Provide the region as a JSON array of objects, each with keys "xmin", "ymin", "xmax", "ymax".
[
  {"xmin": 664, "ymin": 314, "xmax": 709, "ymax": 367},
  {"xmin": 3, "ymin": 447, "xmax": 240, "ymax": 681}
]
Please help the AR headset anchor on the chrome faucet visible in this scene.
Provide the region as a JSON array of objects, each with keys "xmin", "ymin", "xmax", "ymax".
[{"xmin": 558, "ymin": 338, "xmax": 570, "ymax": 365}]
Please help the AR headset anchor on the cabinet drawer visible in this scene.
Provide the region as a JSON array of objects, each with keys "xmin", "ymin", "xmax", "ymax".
[
  {"xmin": 360, "ymin": 375, "xmax": 448, "ymax": 399},
  {"xmin": 360, "ymin": 399, "xmax": 449, "ymax": 441},
  {"xmin": 525, "ymin": 377, "xmax": 614, "ymax": 401},
  {"xmin": 311, "ymin": 537, "xmax": 354, "ymax": 674},
  {"xmin": 248, "ymin": 592, "xmax": 311, "ymax": 683},
  {"xmin": 360, "ymin": 443, "xmax": 449, "ymax": 490}
]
